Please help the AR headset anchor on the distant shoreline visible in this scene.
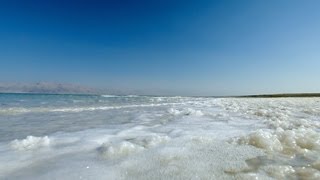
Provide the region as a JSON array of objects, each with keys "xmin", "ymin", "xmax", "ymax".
[
  {"xmin": 1, "ymin": 92, "xmax": 320, "ymax": 98},
  {"xmin": 0, "ymin": 92, "xmax": 100, "ymax": 96},
  {"xmin": 238, "ymin": 93, "xmax": 320, "ymax": 98}
]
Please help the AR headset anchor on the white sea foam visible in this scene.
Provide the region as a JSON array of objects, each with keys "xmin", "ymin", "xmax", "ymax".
[
  {"xmin": 10, "ymin": 136, "xmax": 50, "ymax": 151},
  {"xmin": 101, "ymin": 95, "xmax": 121, "ymax": 98},
  {"xmin": 235, "ymin": 128, "xmax": 320, "ymax": 154},
  {"xmin": 97, "ymin": 134, "xmax": 170, "ymax": 159},
  {"xmin": 0, "ymin": 102, "xmax": 191, "ymax": 115},
  {"xmin": 1, "ymin": 96, "xmax": 320, "ymax": 179},
  {"xmin": 168, "ymin": 107, "xmax": 204, "ymax": 116},
  {"xmin": 101, "ymin": 95, "xmax": 140, "ymax": 98},
  {"xmin": 112, "ymin": 137, "xmax": 265, "ymax": 180},
  {"xmin": 97, "ymin": 141, "xmax": 144, "ymax": 158}
]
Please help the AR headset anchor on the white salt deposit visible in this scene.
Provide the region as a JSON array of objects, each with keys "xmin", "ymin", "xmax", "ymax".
[{"xmin": 0, "ymin": 96, "xmax": 320, "ymax": 179}]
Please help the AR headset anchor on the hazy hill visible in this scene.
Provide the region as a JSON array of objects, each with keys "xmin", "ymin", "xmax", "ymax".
[{"xmin": 0, "ymin": 82, "xmax": 98, "ymax": 94}]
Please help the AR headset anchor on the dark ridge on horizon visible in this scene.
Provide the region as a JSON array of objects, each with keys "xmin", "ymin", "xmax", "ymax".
[
  {"xmin": 0, "ymin": 82, "xmax": 98, "ymax": 95},
  {"xmin": 1, "ymin": 82, "xmax": 320, "ymax": 97},
  {"xmin": 239, "ymin": 93, "xmax": 320, "ymax": 98},
  {"xmin": 0, "ymin": 82, "xmax": 145, "ymax": 96}
]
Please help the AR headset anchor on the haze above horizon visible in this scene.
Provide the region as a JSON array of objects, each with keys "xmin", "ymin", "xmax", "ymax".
[{"xmin": 1, "ymin": 0, "xmax": 320, "ymax": 96}]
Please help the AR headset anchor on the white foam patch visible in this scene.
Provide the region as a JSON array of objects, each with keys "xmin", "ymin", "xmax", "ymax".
[
  {"xmin": 0, "ymin": 102, "xmax": 194, "ymax": 115},
  {"xmin": 1, "ymin": 97, "xmax": 320, "ymax": 179},
  {"xmin": 232, "ymin": 127, "xmax": 320, "ymax": 179},
  {"xmin": 215, "ymin": 98, "xmax": 320, "ymax": 130},
  {"xmin": 168, "ymin": 108, "xmax": 204, "ymax": 116},
  {"xmin": 97, "ymin": 135, "xmax": 170, "ymax": 159},
  {"xmin": 114, "ymin": 137, "xmax": 266, "ymax": 180},
  {"xmin": 98, "ymin": 141, "xmax": 144, "ymax": 159},
  {"xmin": 234, "ymin": 128, "xmax": 320, "ymax": 155},
  {"xmin": 2, "ymin": 136, "xmax": 266, "ymax": 180},
  {"xmin": 101, "ymin": 95, "xmax": 121, "ymax": 98},
  {"xmin": 10, "ymin": 136, "xmax": 50, "ymax": 151}
]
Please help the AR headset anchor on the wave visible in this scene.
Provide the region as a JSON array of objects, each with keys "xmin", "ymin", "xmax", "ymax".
[
  {"xmin": 101, "ymin": 95, "xmax": 140, "ymax": 98},
  {"xmin": 10, "ymin": 136, "xmax": 50, "ymax": 151},
  {"xmin": 0, "ymin": 102, "xmax": 189, "ymax": 115},
  {"xmin": 168, "ymin": 108, "xmax": 204, "ymax": 116},
  {"xmin": 97, "ymin": 135, "xmax": 169, "ymax": 159}
]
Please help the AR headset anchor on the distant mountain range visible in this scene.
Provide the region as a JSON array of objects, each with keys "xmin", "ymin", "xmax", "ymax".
[
  {"xmin": 0, "ymin": 82, "xmax": 176, "ymax": 96},
  {"xmin": 3, "ymin": 82, "xmax": 318, "ymax": 97},
  {"xmin": 0, "ymin": 82, "xmax": 99, "ymax": 94}
]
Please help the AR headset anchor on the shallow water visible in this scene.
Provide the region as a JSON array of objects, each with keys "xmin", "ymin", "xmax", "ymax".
[{"xmin": 0, "ymin": 94, "xmax": 319, "ymax": 179}]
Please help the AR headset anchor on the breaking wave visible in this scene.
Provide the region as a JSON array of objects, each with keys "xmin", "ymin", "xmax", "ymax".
[
  {"xmin": 168, "ymin": 108, "xmax": 204, "ymax": 116},
  {"xmin": 0, "ymin": 102, "xmax": 189, "ymax": 115},
  {"xmin": 10, "ymin": 136, "xmax": 50, "ymax": 151}
]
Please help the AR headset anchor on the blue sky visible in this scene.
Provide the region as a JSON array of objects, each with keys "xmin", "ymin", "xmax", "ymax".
[{"xmin": 1, "ymin": 0, "xmax": 320, "ymax": 95}]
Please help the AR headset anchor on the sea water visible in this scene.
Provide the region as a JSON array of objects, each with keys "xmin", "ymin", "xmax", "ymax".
[{"xmin": 0, "ymin": 94, "xmax": 319, "ymax": 179}]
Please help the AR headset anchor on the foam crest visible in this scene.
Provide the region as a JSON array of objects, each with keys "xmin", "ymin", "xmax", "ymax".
[
  {"xmin": 101, "ymin": 95, "xmax": 121, "ymax": 98},
  {"xmin": 234, "ymin": 128, "xmax": 320, "ymax": 155},
  {"xmin": 97, "ymin": 135, "xmax": 170, "ymax": 159},
  {"xmin": 235, "ymin": 130, "xmax": 283, "ymax": 152},
  {"xmin": 0, "ymin": 102, "xmax": 188, "ymax": 115},
  {"xmin": 168, "ymin": 108, "xmax": 204, "ymax": 116},
  {"xmin": 10, "ymin": 136, "xmax": 50, "ymax": 151},
  {"xmin": 98, "ymin": 141, "xmax": 144, "ymax": 159}
]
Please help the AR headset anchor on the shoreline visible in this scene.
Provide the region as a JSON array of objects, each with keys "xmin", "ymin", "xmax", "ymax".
[
  {"xmin": 239, "ymin": 93, "xmax": 320, "ymax": 98},
  {"xmin": 1, "ymin": 92, "xmax": 320, "ymax": 98}
]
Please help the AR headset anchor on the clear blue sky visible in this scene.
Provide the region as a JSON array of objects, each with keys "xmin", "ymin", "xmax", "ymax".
[{"xmin": 1, "ymin": 0, "xmax": 320, "ymax": 95}]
